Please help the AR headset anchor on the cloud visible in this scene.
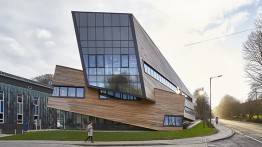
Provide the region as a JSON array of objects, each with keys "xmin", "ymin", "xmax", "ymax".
[
  {"xmin": 0, "ymin": 35, "xmax": 25, "ymax": 55},
  {"xmin": 36, "ymin": 28, "xmax": 52, "ymax": 39}
]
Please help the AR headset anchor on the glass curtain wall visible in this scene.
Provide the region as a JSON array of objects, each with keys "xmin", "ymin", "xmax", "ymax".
[{"xmin": 73, "ymin": 12, "xmax": 142, "ymax": 96}]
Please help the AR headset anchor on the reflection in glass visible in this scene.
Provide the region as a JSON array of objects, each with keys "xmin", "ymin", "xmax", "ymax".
[
  {"xmin": 97, "ymin": 55, "xmax": 104, "ymax": 67},
  {"xmin": 76, "ymin": 88, "xmax": 84, "ymax": 97},
  {"xmin": 89, "ymin": 55, "xmax": 96, "ymax": 67},
  {"xmin": 68, "ymin": 87, "xmax": 76, "ymax": 97},
  {"xmin": 75, "ymin": 12, "xmax": 143, "ymax": 97},
  {"xmin": 121, "ymin": 55, "xmax": 128, "ymax": 67},
  {"xmin": 60, "ymin": 87, "xmax": 67, "ymax": 97}
]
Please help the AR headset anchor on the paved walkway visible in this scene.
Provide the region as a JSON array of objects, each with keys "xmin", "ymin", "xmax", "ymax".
[
  {"xmin": 79, "ymin": 122, "xmax": 234, "ymax": 146},
  {"xmin": 0, "ymin": 122, "xmax": 234, "ymax": 146}
]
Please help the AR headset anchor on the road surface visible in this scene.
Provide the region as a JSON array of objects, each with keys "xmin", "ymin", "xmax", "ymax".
[{"xmin": 208, "ymin": 119, "xmax": 262, "ymax": 147}]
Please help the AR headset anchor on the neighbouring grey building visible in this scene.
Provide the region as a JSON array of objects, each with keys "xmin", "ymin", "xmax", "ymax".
[{"xmin": 0, "ymin": 71, "xmax": 56, "ymax": 134}]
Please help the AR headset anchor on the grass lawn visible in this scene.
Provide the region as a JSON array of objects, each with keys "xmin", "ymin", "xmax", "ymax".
[{"xmin": 0, "ymin": 121, "xmax": 217, "ymax": 141}]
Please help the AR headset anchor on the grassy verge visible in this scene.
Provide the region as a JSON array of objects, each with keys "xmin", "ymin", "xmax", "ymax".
[{"xmin": 0, "ymin": 121, "xmax": 217, "ymax": 141}]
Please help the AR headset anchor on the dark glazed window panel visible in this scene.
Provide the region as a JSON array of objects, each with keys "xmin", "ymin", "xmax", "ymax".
[
  {"xmin": 79, "ymin": 13, "xmax": 87, "ymax": 26},
  {"xmin": 81, "ymin": 41, "xmax": 87, "ymax": 47},
  {"xmin": 130, "ymin": 76, "xmax": 139, "ymax": 82},
  {"xmin": 89, "ymin": 82, "xmax": 97, "ymax": 86},
  {"xmin": 105, "ymin": 68, "xmax": 113, "ymax": 75},
  {"xmin": 105, "ymin": 48, "xmax": 112, "ymax": 54},
  {"xmin": 113, "ymin": 41, "xmax": 120, "ymax": 47},
  {"xmin": 97, "ymin": 82, "xmax": 105, "ymax": 88},
  {"xmin": 74, "ymin": 13, "xmax": 80, "ymax": 26},
  {"xmin": 79, "ymin": 28, "xmax": 87, "ymax": 40},
  {"xmin": 52, "ymin": 87, "xmax": 59, "ymax": 96},
  {"xmin": 97, "ymin": 48, "xmax": 104, "ymax": 54},
  {"xmin": 82, "ymin": 48, "xmax": 88, "ymax": 54},
  {"xmin": 87, "ymin": 28, "xmax": 95, "ymax": 40},
  {"xmin": 129, "ymin": 41, "xmax": 134, "ymax": 47},
  {"xmin": 97, "ymin": 55, "xmax": 104, "ymax": 67},
  {"xmin": 130, "ymin": 68, "xmax": 138, "ymax": 75},
  {"xmin": 60, "ymin": 87, "xmax": 67, "ymax": 97},
  {"xmin": 68, "ymin": 87, "xmax": 76, "ymax": 97},
  {"xmin": 121, "ymin": 55, "xmax": 128, "ymax": 67},
  {"xmin": 88, "ymin": 48, "xmax": 96, "ymax": 54},
  {"xmin": 88, "ymin": 41, "xmax": 96, "ymax": 47},
  {"xmin": 89, "ymin": 55, "xmax": 96, "ymax": 67},
  {"xmin": 121, "ymin": 41, "xmax": 128, "ymax": 47},
  {"xmin": 96, "ymin": 41, "xmax": 104, "ymax": 47},
  {"xmin": 104, "ymin": 27, "xmax": 112, "ymax": 40},
  {"xmin": 129, "ymin": 48, "xmax": 135, "ymax": 54},
  {"xmin": 113, "ymin": 68, "xmax": 120, "ymax": 75},
  {"xmin": 121, "ymin": 48, "xmax": 128, "ymax": 54},
  {"xmin": 112, "ymin": 27, "xmax": 120, "ymax": 40},
  {"xmin": 120, "ymin": 14, "xmax": 129, "ymax": 26},
  {"xmin": 89, "ymin": 68, "xmax": 96, "ymax": 75},
  {"xmin": 104, "ymin": 41, "xmax": 112, "ymax": 47},
  {"xmin": 104, "ymin": 14, "xmax": 111, "ymax": 26},
  {"xmin": 112, "ymin": 14, "xmax": 120, "ymax": 26},
  {"xmin": 129, "ymin": 55, "xmax": 137, "ymax": 67},
  {"xmin": 83, "ymin": 55, "xmax": 88, "ymax": 67},
  {"xmin": 128, "ymin": 27, "xmax": 133, "ymax": 40},
  {"xmin": 99, "ymin": 90, "xmax": 107, "ymax": 99},
  {"xmin": 88, "ymin": 76, "xmax": 96, "ymax": 81},
  {"xmin": 137, "ymin": 84, "xmax": 142, "ymax": 95},
  {"xmin": 121, "ymin": 68, "xmax": 129, "ymax": 74},
  {"xmin": 76, "ymin": 88, "xmax": 84, "ymax": 97},
  {"xmin": 113, "ymin": 48, "xmax": 120, "ymax": 54},
  {"xmin": 97, "ymin": 68, "xmax": 105, "ymax": 75},
  {"xmin": 105, "ymin": 55, "xmax": 113, "ymax": 67},
  {"xmin": 176, "ymin": 117, "xmax": 183, "ymax": 126},
  {"xmin": 87, "ymin": 13, "xmax": 95, "ymax": 26},
  {"xmin": 120, "ymin": 27, "xmax": 128, "ymax": 40},
  {"xmin": 96, "ymin": 27, "xmax": 104, "ymax": 40},
  {"xmin": 97, "ymin": 76, "xmax": 105, "ymax": 82},
  {"xmin": 96, "ymin": 13, "xmax": 103, "ymax": 26},
  {"xmin": 113, "ymin": 55, "xmax": 120, "ymax": 67}
]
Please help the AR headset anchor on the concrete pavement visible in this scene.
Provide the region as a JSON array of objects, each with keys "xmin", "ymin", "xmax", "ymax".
[{"xmin": 0, "ymin": 122, "xmax": 234, "ymax": 146}]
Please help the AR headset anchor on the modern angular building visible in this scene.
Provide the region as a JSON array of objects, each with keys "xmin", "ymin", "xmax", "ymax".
[
  {"xmin": 0, "ymin": 71, "xmax": 57, "ymax": 134},
  {"xmin": 48, "ymin": 11, "xmax": 195, "ymax": 131}
]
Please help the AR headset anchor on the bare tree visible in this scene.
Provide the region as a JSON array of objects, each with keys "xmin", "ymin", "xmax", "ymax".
[
  {"xmin": 32, "ymin": 74, "xmax": 53, "ymax": 86},
  {"xmin": 243, "ymin": 13, "xmax": 262, "ymax": 85},
  {"xmin": 193, "ymin": 88, "xmax": 209, "ymax": 120}
]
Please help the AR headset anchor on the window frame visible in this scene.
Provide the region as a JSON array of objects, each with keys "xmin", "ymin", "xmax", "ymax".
[
  {"xmin": 0, "ymin": 91, "xmax": 4, "ymax": 123},
  {"xmin": 51, "ymin": 86, "xmax": 85, "ymax": 98},
  {"xmin": 17, "ymin": 94, "xmax": 23, "ymax": 124},
  {"xmin": 163, "ymin": 115, "xmax": 183, "ymax": 127}
]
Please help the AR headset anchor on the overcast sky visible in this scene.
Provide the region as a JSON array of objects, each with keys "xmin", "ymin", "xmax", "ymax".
[{"xmin": 0, "ymin": 0, "xmax": 261, "ymax": 108}]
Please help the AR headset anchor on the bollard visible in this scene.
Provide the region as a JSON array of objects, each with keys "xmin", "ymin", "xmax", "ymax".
[{"xmin": 15, "ymin": 129, "xmax": 16, "ymax": 135}]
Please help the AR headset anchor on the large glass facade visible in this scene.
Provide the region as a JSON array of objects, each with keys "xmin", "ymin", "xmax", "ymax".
[{"xmin": 73, "ymin": 12, "xmax": 142, "ymax": 96}]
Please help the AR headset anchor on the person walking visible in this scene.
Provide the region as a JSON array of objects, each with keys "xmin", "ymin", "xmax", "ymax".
[{"xmin": 85, "ymin": 122, "xmax": 94, "ymax": 143}]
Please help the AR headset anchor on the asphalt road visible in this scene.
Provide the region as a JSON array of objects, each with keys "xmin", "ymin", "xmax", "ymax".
[{"xmin": 208, "ymin": 119, "xmax": 262, "ymax": 147}]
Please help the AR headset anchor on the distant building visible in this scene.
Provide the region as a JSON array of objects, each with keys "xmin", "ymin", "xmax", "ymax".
[
  {"xmin": 48, "ymin": 11, "xmax": 195, "ymax": 131},
  {"xmin": 0, "ymin": 71, "xmax": 56, "ymax": 134}
]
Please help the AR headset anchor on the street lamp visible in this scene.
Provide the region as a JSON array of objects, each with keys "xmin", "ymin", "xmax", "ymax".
[{"xmin": 210, "ymin": 75, "xmax": 222, "ymax": 124}]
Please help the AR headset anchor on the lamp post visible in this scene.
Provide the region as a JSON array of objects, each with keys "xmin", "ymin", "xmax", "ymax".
[{"xmin": 210, "ymin": 75, "xmax": 222, "ymax": 124}]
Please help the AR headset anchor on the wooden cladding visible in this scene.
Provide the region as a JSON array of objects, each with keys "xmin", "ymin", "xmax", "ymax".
[{"xmin": 48, "ymin": 65, "xmax": 186, "ymax": 130}]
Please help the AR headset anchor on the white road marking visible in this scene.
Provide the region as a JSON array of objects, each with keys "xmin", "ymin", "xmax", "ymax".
[{"xmin": 235, "ymin": 129, "xmax": 262, "ymax": 144}]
